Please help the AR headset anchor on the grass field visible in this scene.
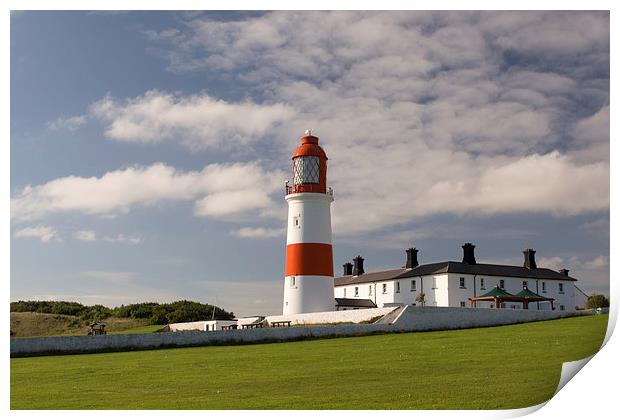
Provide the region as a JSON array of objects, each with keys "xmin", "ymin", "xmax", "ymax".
[
  {"xmin": 11, "ymin": 314, "xmax": 608, "ymax": 410},
  {"xmin": 107, "ymin": 325, "xmax": 165, "ymax": 335},
  {"xmin": 10, "ymin": 312, "xmax": 159, "ymax": 337}
]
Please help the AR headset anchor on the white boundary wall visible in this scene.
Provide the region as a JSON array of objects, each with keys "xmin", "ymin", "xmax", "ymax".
[
  {"xmin": 11, "ymin": 306, "xmax": 576, "ymax": 357},
  {"xmin": 265, "ymin": 307, "xmax": 394, "ymax": 325}
]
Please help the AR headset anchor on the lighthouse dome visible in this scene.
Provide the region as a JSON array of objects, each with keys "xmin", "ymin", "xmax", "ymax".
[{"xmin": 292, "ymin": 134, "xmax": 328, "ymax": 160}]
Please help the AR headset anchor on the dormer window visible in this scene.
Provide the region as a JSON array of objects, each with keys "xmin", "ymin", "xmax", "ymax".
[{"xmin": 293, "ymin": 156, "xmax": 320, "ymax": 184}]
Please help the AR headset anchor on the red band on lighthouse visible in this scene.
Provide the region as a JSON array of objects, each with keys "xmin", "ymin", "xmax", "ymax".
[{"xmin": 285, "ymin": 243, "xmax": 334, "ymax": 277}]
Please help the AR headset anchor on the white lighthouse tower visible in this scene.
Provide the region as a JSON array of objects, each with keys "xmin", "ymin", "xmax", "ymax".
[{"xmin": 282, "ymin": 130, "xmax": 335, "ymax": 315}]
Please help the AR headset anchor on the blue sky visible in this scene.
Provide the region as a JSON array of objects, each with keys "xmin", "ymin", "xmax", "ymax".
[{"xmin": 11, "ymin": 11, "xmax": 609, "ymax": 316}]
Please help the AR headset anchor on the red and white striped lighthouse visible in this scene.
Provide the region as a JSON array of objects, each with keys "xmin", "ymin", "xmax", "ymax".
[{"xmin": 282, "ymin": 130, "xmax": 335, "ymax": 315}]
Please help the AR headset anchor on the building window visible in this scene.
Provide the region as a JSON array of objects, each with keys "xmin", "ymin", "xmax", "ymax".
[
  {"xmin": 354, "ymin": 287, "xmax": 359, "ymax": 297},
  {"xmin": 396, "ymin": 282, "xmax": 400, "ymax": 293},
  {"xmin": 522, "ymin": 280, "xmax": 528, "ymax": 289},
  {"xmin": 500, "ymin": 280, "xmax": 505, "ymax": 289},
  {"xmin": 460, "ymin": 301, "xmax": 466, "ymax": 307},
  {"xmin": 542, "ymin": 282, "xmax": 546, "ymax": 293},
  {"xmin": 411, "ymin": 279, "xmax": 417, "ymax": 291},
  {"xmin": 382, "ymin": 283, "xmax": 387, "ymax": 294},
  {"xmin": 290, "ymin": 277, "xmax": 296, "ymax": 287},
  {"xmin": 480, "ymin": 278, "xmax": 485, "ymax": 290},
  {"xmin": 343, "ymin": 288, "xmax": 347, "ymax": 297},
  {"xmin": 459, "ymin": 277, "xmax": 466, "ymax": 288},
  {"xmin": 560, "ymin": 305, "xmax": 565, "ymax": 311},
  {"xmin": 369, "ymin": 285, "xmax": 372, "ymax": 296},
  {"xmin": 559, "ymin": 283, "xmax": 564, "ymax": 293},
  {"xmin": 293, "ymin": 156, "xmax": 320, "ymax": 184}
]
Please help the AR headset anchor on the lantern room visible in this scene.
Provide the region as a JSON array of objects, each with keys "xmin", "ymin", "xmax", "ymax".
[{"xmin": 286, "ymin": 130, "xmax": 331, "ymax": 195}]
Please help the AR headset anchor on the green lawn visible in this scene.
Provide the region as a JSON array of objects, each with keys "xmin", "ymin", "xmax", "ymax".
[
  {"xmin": 107, "ymin": 325, "xmax": 165, "ymax": 335},
  {"xmin": 11, "ymin": 314, "xmax": 608, "ymax": 410}
]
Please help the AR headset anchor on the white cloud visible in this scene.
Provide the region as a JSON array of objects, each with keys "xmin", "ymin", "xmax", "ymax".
[
  {"xmin": 489, "ymin": 12, "xmax": 609, "ymax": 56},
  {"xmin": 74, "ymin": 230, "xmax": 96, "ymax": 242},
  {"xmin": 329, "ymin": 148, "xmax": 608, "ymax": 235},
  {"xmin": 363, "ymin": 225, "xmax": 535, "ymax": 250},
  {"xmin": 537, "ymin": 256, "xmax": 565, "ymax": 271},
  {"xmin": 36, "ymin": 12, "xmax": 609, "ymax": 238},
  {"xmin": 89, "ymin": 90, "xmax": 294, "ymax": 150},
  {"xmin": 584, "ymin": 255, "xmax": 609, "ymax": 270},
  {"xmin": 103, "ymin": 234, "xmax": 142, "ymax": 245},
  {"xmin": 14, "ymin": 225, "xmax": 60, "ymax": 243},
  {"xmin": 11, "ymin": 161, "xmax": 286, "ymax": 222},
  {"xmin": 231, "ymin": 227, "xmax": 284, "ymax": 238},
  {"xmin": 46, "ymin": 115, "xmax": 87, "ymax": 131}
]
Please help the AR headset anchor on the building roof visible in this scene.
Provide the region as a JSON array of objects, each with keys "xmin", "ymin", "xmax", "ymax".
[
  {"xmin": 334, "ymin": 298, "xmax": 377, "ymax": 308},
  {"xmin": 334, "ymin": 261, "xmax": 577, "ymax": 287},
  {"xmin": 574, "ymin": 285, "xmax": 589, "ymax": 298}
]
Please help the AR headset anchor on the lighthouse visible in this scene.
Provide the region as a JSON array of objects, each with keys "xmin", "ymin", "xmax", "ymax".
[{"xmin": 283, "ymin": 130, "xmax": 335, "ymax": 315}]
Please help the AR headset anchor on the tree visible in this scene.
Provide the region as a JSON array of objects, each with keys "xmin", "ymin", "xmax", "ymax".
[
  {"xmin": 586, "ymin": 294, "xmax": 609, "ymax": 309},
  {"xmin": 415, "ymin": 292, "xmax": 426, "ymax": 307}
]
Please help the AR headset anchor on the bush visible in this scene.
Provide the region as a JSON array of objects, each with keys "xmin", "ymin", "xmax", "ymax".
[
  {"xmin": 586, "ymin": 294, "xmax": 610, "ymax": 309},
  {"xmin": 10, "ymin": 300, "xmax": 235, "ymax": 324}
]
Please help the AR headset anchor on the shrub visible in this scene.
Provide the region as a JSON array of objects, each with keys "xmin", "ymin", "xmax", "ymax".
[
  {"xmin": 586, "ymin": 294, "xmax": 610, "ymax": 309},
  {"xmin": 10, "ymin": 300, "xmax": 234, "ymax": 324}
]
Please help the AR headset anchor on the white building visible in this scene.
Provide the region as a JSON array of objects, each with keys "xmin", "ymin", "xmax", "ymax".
[
  {"xmin": 334, "ymin": 244, "xmax": 578, "ymax": 312},
  {"xmin": 167, "ymin": 320, "xmax": 238, "ymax": 332}
]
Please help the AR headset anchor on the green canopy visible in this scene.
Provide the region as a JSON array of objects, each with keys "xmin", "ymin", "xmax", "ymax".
[
  {"xmin": 470, "ymin": 285, "xmax": 555, "ymax": 310},
  {"xmin": 514, "ymin": 287, "xmax": 554, "ymax": 301},
  {"xmin": 477, "ymin": 286, "xmax": 515, "ymax": 298}
]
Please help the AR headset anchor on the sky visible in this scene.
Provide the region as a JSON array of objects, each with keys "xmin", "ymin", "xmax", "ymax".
[{"xmin": 10, "ymin": 11, "xmax": 609, "ymax": 317}]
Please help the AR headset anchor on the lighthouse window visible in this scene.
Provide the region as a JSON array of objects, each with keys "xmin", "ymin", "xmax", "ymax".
[
  {"xmin": 293, "ymin": 156, "xmax": 320, "ymax": 184},
  {"xmin": 290, "ymin": 277, "xmax": 296, "ymax": 287},
  {"xmin": 293, "ymin": 216, "xmax": 300, "ymax": 228}
]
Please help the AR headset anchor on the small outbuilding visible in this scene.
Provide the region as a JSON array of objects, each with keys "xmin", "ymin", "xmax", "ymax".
[{"xmin": 335, "ymin": 298, "xmax": 377, "ymax": 311}]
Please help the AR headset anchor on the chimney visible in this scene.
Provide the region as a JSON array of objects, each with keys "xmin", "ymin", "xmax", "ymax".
[
  {"xmin": 343, "ymin": 262, "xmax": 353, "ymax": 276},
  {"xmin": 405, "ymin": 248, "xmax": 419, "ymax": 268},
  {"xmin": 352, "ymin": 255, "xmax": 365, "ymax": 276},
  {"xmin": 523, "ymin": 248, "xmax": 537, "ymax": 269},
  {"xmin": 462, "ymin": 243, "xmax": 476, "ymax": 265},
  {"xmin": 559, "ymin": 268, "xmax": 569, "ymax": 277}
]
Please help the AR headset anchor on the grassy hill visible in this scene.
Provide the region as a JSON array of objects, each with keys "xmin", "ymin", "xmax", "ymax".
[
  {"xmin": 10, "ymin": 312, "xmax": 161, "ymax": 337},
  {"xmin": 10, "ymin": 314, "xmax": 608, "ymax": 409}
]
